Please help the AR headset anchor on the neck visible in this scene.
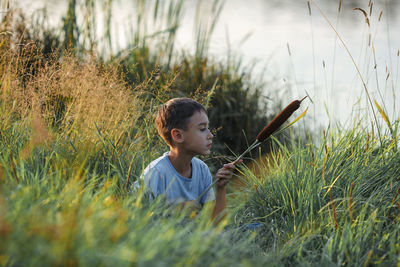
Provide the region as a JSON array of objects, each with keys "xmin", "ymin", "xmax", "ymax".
[{"xmin": 168, "ymin": 148, "xmax": 194, "ymax": 178}]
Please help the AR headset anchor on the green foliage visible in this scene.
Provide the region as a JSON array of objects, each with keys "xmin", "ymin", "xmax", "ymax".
[
  {"xmin": 234, "ymin": 124, "xmax": 400, "ymax": 265},
  {"xmin": 0, "ymin": 119, "xmax": 266, "ymax": 266}
]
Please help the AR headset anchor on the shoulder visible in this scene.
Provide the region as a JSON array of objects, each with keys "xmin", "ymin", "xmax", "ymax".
[
  {"xmin": 192, "ymin": 157, "xmax": 211, "ymax": 179},
  {"xmin": 143, "ymin": 153, "xmax": 170, "ymax": 177}
]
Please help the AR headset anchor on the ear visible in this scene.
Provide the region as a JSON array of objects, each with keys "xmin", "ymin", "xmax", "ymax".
[{"xmin": 171, "ymin": 128, "xmax": 184, "ymax": 144}]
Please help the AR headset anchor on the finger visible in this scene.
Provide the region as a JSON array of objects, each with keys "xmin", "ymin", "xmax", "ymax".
[
  {"xmin": 231, "ymin": 158, "xmax": 243, "ymax": 165},
  {"xmin": 216, "ymin": 174, "xmax": 233, "ymax": 181},
  {"xmin": 217, "ymin": 170, "xmax": 233, "ymax": 178},
  {"xmin": 223, "ymin": 163, "xmax": 236, "ymax": 170},
  {"xmin": 219, "ymin": 168, "xmax": 233, "ymax": 174}
]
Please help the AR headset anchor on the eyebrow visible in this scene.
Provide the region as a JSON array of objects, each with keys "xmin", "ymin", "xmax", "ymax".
[{"xmin": 197, "ymin": 122, "xmax": 208, "ymax": 127}]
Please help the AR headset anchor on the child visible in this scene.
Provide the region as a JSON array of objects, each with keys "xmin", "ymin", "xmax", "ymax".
[{"xmin": 136, "ymin": 97, "xmax": 239, "ymax": 220}]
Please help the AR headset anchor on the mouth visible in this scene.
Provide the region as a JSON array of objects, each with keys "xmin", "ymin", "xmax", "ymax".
[{"xmin": 207, "ymin": 143, "xmax": 212, "ymax": 149}]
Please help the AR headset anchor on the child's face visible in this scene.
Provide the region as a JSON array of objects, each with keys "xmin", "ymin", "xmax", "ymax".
[{"xmin": 180, "ymin": 110, "xmax": 213, "ymax": 156}]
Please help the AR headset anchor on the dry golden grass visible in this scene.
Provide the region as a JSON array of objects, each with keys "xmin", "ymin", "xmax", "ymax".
[
  {"xmin": 33, "ymin": 56, "xmax": 139, "ymax": 137},
  {"xmin": 20, "ymin": 112, "xmax": 53, "ymax": 160},
  {"xmin": 0, "ymin": 42, "xmax": 142, "ymax": 144}
]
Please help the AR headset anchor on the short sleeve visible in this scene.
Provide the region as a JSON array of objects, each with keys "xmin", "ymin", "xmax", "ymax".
[
  {"xmin": 200, "ymin": 164, "xmax": 215, "ymax": 204},
  {"xmin": 135, "ymin": 166, "xmax": 165, "ymax": 201}
]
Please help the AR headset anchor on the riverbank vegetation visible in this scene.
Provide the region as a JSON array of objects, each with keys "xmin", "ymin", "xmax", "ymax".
[{"xmin": 1, "ymin": 0, "xmax": 399, "ymax": 266}]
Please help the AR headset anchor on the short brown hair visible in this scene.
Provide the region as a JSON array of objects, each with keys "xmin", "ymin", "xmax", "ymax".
[{"xmin": 155, "ymin": 98, "xmax": 206, "ymax": 146}]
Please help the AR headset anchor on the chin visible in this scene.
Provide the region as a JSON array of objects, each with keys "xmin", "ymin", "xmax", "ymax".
[{"xmin": 199, "ymin": 150, "xmax": 211, "ymax": 156}]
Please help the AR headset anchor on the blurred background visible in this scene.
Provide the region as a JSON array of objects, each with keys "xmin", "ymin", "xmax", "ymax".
[{"xmin": 10, "ymin": 0, "xmax": 400, "ymax": 131}]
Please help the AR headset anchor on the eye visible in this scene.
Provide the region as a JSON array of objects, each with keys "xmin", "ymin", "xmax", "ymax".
[{"xmin": 200, "ymin": 128, "xmax": 207, "ymax": 132}]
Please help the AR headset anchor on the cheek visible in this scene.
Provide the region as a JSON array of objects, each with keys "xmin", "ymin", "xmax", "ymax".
[{"xmin": 195, "ymin": 131, "xmax": 206, "ymax": 141}]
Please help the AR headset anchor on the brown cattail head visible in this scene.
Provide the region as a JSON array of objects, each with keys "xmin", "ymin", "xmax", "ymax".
[{"xmin": 256, "ymin": 96, "xmax": 307, "ymax": 142}]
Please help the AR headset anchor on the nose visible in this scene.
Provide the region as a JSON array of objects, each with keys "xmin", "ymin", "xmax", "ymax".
[{"xmin": 208, "ymin": 130, "xmax": 214, "ymax": 139}]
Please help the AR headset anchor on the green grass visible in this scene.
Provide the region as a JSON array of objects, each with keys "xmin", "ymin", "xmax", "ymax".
[
  {"xmin": 233, "ymin": 125, "xmax": 400, "ymax": 265},
  {"xmin": 2, "ymin": 86, "xmax": 399, "ymax": 266}
]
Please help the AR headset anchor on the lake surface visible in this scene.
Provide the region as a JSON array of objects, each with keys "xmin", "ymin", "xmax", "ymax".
[{"xmin": 10, "ymin": 0, "xmax": 400, "ymax": 131}]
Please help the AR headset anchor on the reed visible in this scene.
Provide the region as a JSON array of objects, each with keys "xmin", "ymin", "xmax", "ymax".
[
  {"xmin": 310, "ymin": 0, "xmax": 384, "ymax": 148},
  {"xmin": 197, "ymin": 96, "xmax": 308, "ymax": 201},
  {"xmin": 233, "ymin": 96, "xmax": 308, "ymax": 164}
]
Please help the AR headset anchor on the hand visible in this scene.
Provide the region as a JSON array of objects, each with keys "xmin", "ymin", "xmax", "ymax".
[{"xmin": 215, "ymin": 159, "xmax": 242, "ymax": 189}]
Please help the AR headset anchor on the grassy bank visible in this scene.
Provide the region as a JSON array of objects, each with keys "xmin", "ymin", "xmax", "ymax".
[
  {"xmin": 1, "ymin": 38, "xmax": 399, "ymax": 267},
  {"xmin": 1, "ymin": 50, "xmax": 399, "ymax": 265},
  {"xmin": 1, "ymin": 0, "xmax": 400, "ymax": 266},
  {"xmin": 234, "ymin": 124, "xmax": 400, "ymax": 265}
]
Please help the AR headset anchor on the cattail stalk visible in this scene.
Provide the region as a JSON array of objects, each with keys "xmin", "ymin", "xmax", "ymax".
[
  {"xmin": 233, "ymin": 95, "xmax": 307, "ymax": 164},
  {"xmin": 196, "ymin": 97, "xmax": 307, "ymax": 202}
]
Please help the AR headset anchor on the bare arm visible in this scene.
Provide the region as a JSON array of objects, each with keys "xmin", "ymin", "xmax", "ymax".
[{"xmin": 211, "ymin": 161, "xmax": 241, "ymax": 223}]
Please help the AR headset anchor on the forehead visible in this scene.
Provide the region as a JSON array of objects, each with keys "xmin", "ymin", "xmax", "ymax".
[{"xmin": 187, "ymin": 110, "xmax": 209, "ymax": 127}]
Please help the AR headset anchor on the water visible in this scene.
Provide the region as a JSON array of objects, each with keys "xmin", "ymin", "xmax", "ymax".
[{"xmin": 9, "ymin": 0, "xmax": 400, "ymax": 130}]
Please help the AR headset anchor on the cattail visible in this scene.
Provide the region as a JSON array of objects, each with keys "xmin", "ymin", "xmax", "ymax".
[
  {"xmin": 197, "ymin": 96, "xmax": 307, "ymax": 202},
  {"xmin": 256, "ymin": 96, "xmax": 307, "ymax": 142}
]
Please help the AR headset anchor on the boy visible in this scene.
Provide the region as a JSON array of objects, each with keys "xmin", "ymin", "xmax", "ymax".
[{"xmin": 136, "ymin": 97, "xmax": 239, "ymax": 220}]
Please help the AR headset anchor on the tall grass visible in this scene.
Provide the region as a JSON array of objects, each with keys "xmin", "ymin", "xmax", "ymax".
[
  {"xmin": 0, "ymin": 39, "xmax": 264, "ymax": 266},
  {"xmin": 1, "ymin": 152, "xmax": 265, "ymax": 266},
  {"xmin": 1, "ymin": 0, "xmax": 400, "ymax": 266},
  {"xmin": 229, "ymin": 0, "xmax": 400, "ymax": 264},
  {"xmin": 233, "ymin": 123, "xmax": 399, "ymax": 265}
]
